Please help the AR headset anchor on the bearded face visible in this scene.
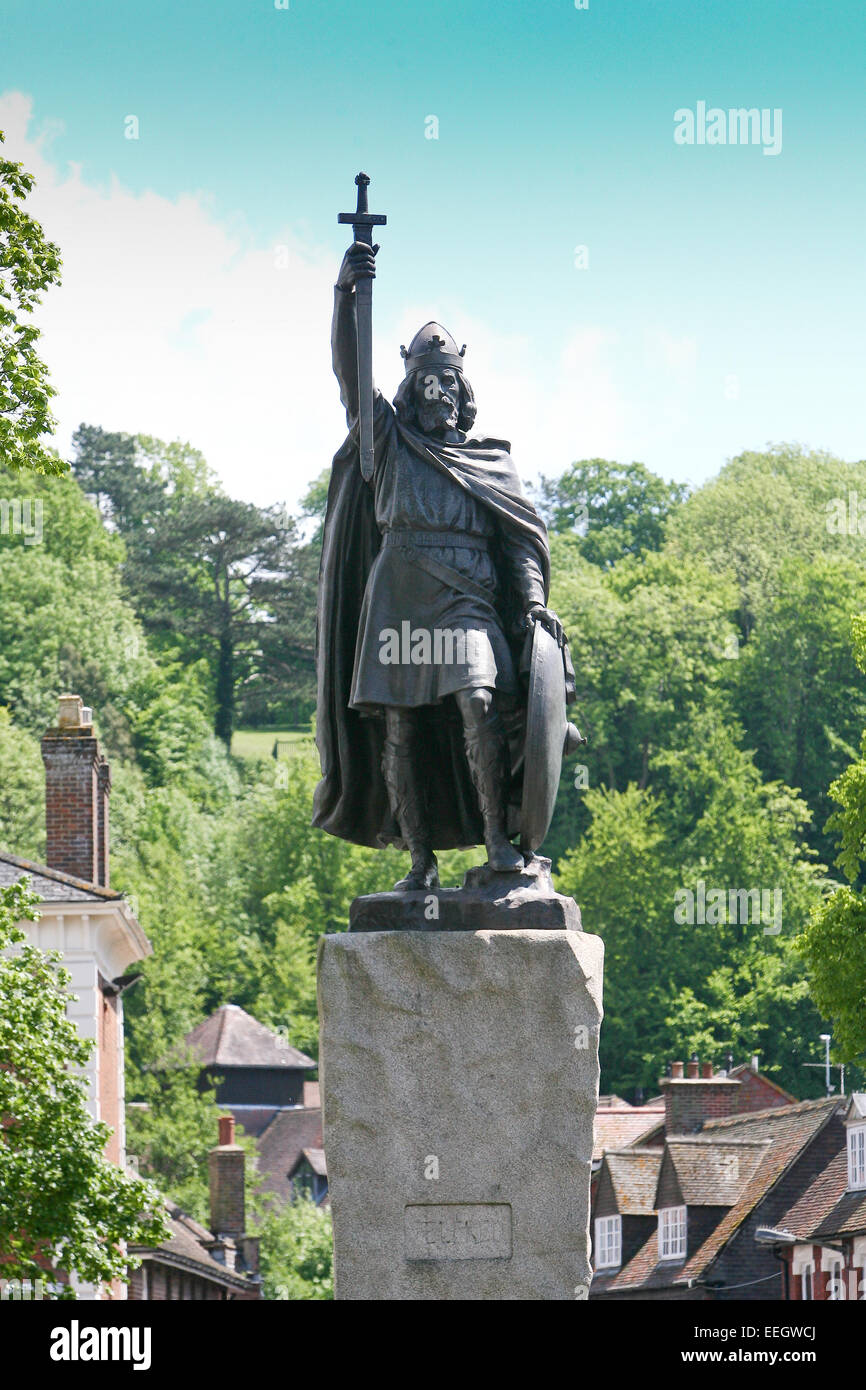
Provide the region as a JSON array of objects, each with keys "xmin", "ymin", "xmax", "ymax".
[{"xmin": 414, "ymin": 367, "xmax": 461, "ymax": 437}]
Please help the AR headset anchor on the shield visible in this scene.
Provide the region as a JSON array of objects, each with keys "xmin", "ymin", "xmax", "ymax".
[{"xmin": 520, "ymin": 622, "xmax": 585, "ymax": 854}]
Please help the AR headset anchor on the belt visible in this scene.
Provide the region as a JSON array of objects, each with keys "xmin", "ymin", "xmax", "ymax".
[{"xmin": 382, "ymin": 529, "xmax": 490, "ymax": 550}]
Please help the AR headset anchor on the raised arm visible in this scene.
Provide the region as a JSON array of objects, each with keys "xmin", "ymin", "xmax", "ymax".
[{"xmin": 332, "ymin": 240, "xmax": 378, "ymax": 423}]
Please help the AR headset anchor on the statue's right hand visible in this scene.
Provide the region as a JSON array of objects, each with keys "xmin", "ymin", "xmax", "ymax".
[{"xmin": 336, "ymin": 241, "xmax": 378, "ymax": 292}]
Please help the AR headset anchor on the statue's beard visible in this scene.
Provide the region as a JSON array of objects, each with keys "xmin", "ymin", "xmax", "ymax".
[{"xmin": 417, "ymin": 396, "xmax": 459, "ymax": 435}]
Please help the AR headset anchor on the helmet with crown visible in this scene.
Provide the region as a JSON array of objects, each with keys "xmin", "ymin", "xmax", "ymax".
[{"xmin": 399, "ymin": 322, "xmax": 467, "ymax": 377}]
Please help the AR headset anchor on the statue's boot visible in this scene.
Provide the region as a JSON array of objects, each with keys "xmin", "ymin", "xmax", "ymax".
[
  {"xmin": 463, "ymin": 707, "xmax": 525, "ymax": 873},
  {"xmin": 382, "ymin": 726, "xmax": 439, "ymax": 892}
]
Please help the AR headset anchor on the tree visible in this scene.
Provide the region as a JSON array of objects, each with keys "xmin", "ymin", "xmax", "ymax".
[
  {"xmin": 0, "ymin": 707, "xmax": 43, "ymax": 859},
  {"xmin": 71, "ymin": 427, "xmax": 318, "ymax": 739},
  {"xmin": 0, "ymin": 131, "xmax": 64, "ymax": 475},
  {"xmin": 798, "ymin": 614, "xmax": 866, "ymax": 1063},
  {"xmin": 734, "ymin": 556, "xmax": 866, "ymax": 863},
  {"xmin": 556, "ymin": 713, "xmax": 827, "ymax": 1095},
  {"xmin": 537, "ymin": 458, "xmax": 688, "ymax": 566},
  {"xmin": 257, "ymin": 1195, "xmax": 333, "ymax": 1300},
  {"xmin": 0, "ymin": 879, "xmax": 167, "ymax": 1292}
]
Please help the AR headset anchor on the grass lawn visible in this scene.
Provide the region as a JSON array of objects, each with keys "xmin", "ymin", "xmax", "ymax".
[{"xmin": 232, "ymin": 728, "xmax": 314, "ymax": 760}]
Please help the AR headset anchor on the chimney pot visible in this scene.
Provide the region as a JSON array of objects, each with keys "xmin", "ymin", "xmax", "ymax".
[
  {"xmin": 702, "ymin": 1061, "xmax": 714, "ymax": 1079},
  {"xmin": 57, "ymin": 694, "xmax": 84, "ymax": 729},
  {"xmin": 219, "ymin": 1114, "xmax": 236, "ymax": 1147},
  {"xmin": 686, "ymin": 1058, "xmax": 700, "ymax": 1079},
  {"xmin": 671, "ymin": 1061, "xmax": 684, "ymax": 1079},
  {"xmin": 750, "ymin": 1054, "xmax": 759, "ymax": 1074}
]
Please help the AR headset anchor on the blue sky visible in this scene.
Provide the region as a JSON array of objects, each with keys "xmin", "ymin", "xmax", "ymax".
[{"xmin": 2, "ymin": 0, "xmax": 864, "ymax": 507}]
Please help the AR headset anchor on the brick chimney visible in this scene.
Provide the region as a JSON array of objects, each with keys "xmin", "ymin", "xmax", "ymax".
[
  {"xmin": 660, "ymin": 1056, "xmax": 741, "ymax": 1135},
  {"xmin": 41, "ymin": 695, "xmax": 111, "ymax": 887},
  {"xmin": 209, "ymin": 1114, "xmax": 246, "ymax": 1239}
]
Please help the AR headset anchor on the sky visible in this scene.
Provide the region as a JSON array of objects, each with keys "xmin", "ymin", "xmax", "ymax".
[{"xmin": 2, "ymin": 0, "xmax": 865, "ymax": 510}]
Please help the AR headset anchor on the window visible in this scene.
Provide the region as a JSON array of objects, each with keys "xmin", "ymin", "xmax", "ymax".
[
  {"xmin": 800, "ymin": 1267, "xmax": 813, "ymax": 1301},
  {"xmin": 594, "ymin": 1215, "xmax": 621, "ymax": 1270},
  {"xmin": 658, "ymin": 1206, "xmax": 687, "ymax": 1260},
  {"xmin": 848, "ymin": 1125, "xmax": 866, "ymax": 1190},
  {"xmin": 826, "ymin": 1259, "xmax": 845, "ymax": 1301}
]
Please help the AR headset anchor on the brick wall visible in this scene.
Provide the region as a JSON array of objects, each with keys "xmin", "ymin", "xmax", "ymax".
[
  {"xmin": 209, "ymin": 1116, "xmax": 246, "ymax": 1236},
  {"xmin": 661, "ymin": 1078, "xmax": 740, "ymax": 1135},
  {"xmin": 41, "ymin": 733, "xmax": 101, "ymax": 884}
]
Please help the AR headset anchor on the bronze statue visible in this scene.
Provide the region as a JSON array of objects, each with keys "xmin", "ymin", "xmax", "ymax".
[{"xmin": 314, "ymin": 176, "xmax": 579, "ymax": 892}]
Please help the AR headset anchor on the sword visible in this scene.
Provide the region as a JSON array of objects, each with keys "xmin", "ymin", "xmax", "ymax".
[{"xmin": 338, "ymin": 173, "xmax": 387, "ymax": 482}]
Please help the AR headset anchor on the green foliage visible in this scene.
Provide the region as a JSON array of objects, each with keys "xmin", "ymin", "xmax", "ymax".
[
  {"xmin": 0, "ymin": 133, "xmax": 64, "ymax": 475},
  {"xmin": 556, "ymin": 711, "xmax": 827, "ymax": 1095},
  {"xmin": 0, "ymin": 879, "xmax": 168, "ymax": 1291},
  {"xmin": 538, "ymin": 458, "xmax": 688, "ymax": 566},
  {"xmin": 0, "ymin": 706, "xmax": 43, "ymax": 858},
  {"xmin": 257, "ymin": 1195, "xmax": 334, "ymax": 1300},
  {"xmin": 797, "ymin": 614, "xmax": 866, "ymax": 1062},
  {"xmin": 71, "ymin": 426, "xmax": 318, "ymax": 742}
]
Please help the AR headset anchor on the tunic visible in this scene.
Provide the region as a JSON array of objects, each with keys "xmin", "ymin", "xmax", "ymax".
[{"xmin": 348, "ymin": 391, "xmax": 544, "ymax": 709}]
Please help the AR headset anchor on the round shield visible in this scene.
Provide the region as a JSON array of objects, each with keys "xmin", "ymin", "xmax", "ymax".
[{"xmin": 520, "ymin": 623, "xmax": 584, "ymax": 854}]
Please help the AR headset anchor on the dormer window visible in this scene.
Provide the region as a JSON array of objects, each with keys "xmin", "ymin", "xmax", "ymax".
[
  {"xmin": 658, "ymin": 1205, "xmax": 687, "ymax": 1260},
  {"xmin": 594, "ymin": 1215, "xmax": 621, "ymax": 1269},
  {"xmin": 849, "ymin": 1123, "xmax": 866, "ymax": 1190}
]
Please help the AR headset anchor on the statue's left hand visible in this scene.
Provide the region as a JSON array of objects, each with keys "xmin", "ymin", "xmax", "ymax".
[{"xmin": 526, "ymin": 604, "xmax": 566, "ymax": 647}]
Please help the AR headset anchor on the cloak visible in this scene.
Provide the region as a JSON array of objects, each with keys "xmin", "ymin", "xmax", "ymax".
[{"xmin": 312, "ymin": 413, "xmax": 552, "ymax": 850}]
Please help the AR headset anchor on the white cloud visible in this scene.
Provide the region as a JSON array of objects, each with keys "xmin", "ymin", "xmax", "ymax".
[
  {"xmin": 1, "ymin": 90, "xmax": 346, "ymax": 509},
  {"xmin": 2, "ymin": 89, "xmax": 700, "ymax": 509}
]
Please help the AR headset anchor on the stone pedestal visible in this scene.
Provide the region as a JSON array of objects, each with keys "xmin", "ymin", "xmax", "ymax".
[
  {"xmin": 318, "ymin": 924, "xmax": 603, "ymax": 1300},
  {"xmin": 349, "ymin": 856, "xmax": 580, "ymax": 933}
]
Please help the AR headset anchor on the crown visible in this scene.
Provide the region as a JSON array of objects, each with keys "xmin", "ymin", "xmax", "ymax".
[{"xmin": 399, "ymin": 322, "xmax": 467, "ymax": 377}]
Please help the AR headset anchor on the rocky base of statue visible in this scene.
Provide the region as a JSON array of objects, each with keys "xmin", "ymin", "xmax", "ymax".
[
  {"xmin": 349, "ymin": 854, "xmax": 580, "ymax": 932},
  {"xmin": 318, "ymin": 923, "xmax": 603, "ymax": 1300}
]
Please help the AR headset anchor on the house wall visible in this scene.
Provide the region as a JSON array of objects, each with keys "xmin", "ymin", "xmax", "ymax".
[
  {"xmin": 129, "ymin": 1263, "xmax": 230, "ymax": 1301},
  {"xmin": 202, "ymin": 1066, "xmax": 305, "ymax": 1107}
]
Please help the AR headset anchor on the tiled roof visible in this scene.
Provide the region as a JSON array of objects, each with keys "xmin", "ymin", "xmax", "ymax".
[
  {"xmin": 677, "ymin": 1098, "xmax": 841, "ymax": 1282},
  {"xmin": 815, "ymin": 1189, "xmax": 866, "ymax": 1239},
  {"xmin": 184, "ymin": 1004, "xmax": 315, "ymax": 1070},
  {"xmin": 604, "ymin": 1150, "xmax": 662, "ymax": 1216},
  {"xmin": 0, "ymin": 851, "xmax": 121, "ymax": 902},
  {"xmin": 662, "ymin": 1139, "xmax": 767, "ymax": 1206},
  {"xmin": 594, "ymin": 1106, "xmax": 665, "ymax": 1160},
  {"xmin": 296, "ymin": 1147, "xmax": 327, "ymax": 1178},
  {"xmin": 129, "ymin": 1201, "xmax": 255, "ymax": 1291},
  {"xmin": 597, "ymin": 1227, "xmax": 681, "ymax": 1294},
  {"xmin": 257, "ymin": 1107, "xmax": 324, "ymax": 1203},
  {"xmin": 773, "ymin": 1147, "xmax": 849, "ymax": 1240},
  {"xmin": 601, "ymin": 1097, "xmax": 840, "ymax": 1294}
]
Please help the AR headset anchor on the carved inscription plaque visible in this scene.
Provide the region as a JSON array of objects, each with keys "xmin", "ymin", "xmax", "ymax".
[{"xmin": 404, "ymin": 1203, "xmax": 513, "ymax": 1261}]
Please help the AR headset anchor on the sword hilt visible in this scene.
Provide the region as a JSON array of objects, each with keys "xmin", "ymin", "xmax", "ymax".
[{"xmin": 338, "ymin": 171, "xmax": 387, "ymax": 246}]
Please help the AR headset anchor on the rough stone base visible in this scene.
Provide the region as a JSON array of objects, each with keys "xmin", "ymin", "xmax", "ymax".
[{"xmin": 318, "ymin": 925, "xmax": 603, "ymax": 1300}]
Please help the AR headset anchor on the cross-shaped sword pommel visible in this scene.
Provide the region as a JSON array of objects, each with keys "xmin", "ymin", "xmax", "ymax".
[{"xmin": 338, "ymin": 171, "xmax": 387, "ymax": 248}]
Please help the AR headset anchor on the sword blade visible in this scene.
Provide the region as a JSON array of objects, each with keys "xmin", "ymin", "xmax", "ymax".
[{"xmin": 355, "ymin": 276, "xmax": 374, "ymax": 481}]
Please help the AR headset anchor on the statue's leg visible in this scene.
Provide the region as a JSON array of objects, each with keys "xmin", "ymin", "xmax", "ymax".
[
  {"xmin": 382, "ymin": 706, "xmax": 439, "ymax": 892},
  {"xmin": 455, "ymin": 686, "xmax": 525, "ymax": 873}
]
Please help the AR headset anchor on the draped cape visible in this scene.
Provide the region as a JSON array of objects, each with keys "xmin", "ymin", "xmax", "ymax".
[{"xmin": 312, "ymin": 415, "xmax": 551, "ymax": 849}]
